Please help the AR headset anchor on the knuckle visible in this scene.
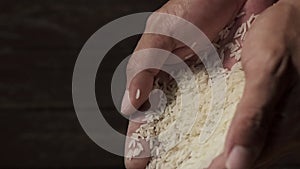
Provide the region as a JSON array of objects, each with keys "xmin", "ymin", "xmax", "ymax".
[
  {"xmin": 145, "ymin": 11, "xmax": 176, "ymax": 38},
  {"xmin": 244, "ymin": 112, "xmax": 263, "ymax": 131},
  {"xmin": 146, "ymin": 12, "xmax": 160, "ymax": 28},
  {"xmin": 260, "ymin": 49, "xmax": 283, "ymax": 74},
  {"xmin": 145, "ymin": 12, "xmax": 164, "ymax": 31}
]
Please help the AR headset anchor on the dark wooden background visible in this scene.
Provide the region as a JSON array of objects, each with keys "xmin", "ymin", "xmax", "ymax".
[{"xmin": 0, "ymin": 0, "xmax": 167, "ymax": 168}]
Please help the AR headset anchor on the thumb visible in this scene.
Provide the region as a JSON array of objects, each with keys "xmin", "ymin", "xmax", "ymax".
[{"xmin": 224, "ymin": 30, "xmax": 291, "ymax": 169}]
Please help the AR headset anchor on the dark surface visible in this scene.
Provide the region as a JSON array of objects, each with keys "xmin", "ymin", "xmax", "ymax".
[{"xmin": 0, "ymin": 0, "xmax": 166, "ymax": 168}]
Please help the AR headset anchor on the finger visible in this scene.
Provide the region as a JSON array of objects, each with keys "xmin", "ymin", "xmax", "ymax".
[
  {"xmin": 120, "ymin": 0, "xmax": 248, "ymax": 116},
  {"xmin": 121, "ymin": 0, "xmax": 245, "ymax": 115},
  {"xmin": 224, "ymin": 17, "xmax": 290, "ymax": 169},
  {"xmin": 221, "ymin": 0, "xmax": 277, "ymax": 69},
  {"xmin": 225, "ymin": 56, "xmax": 286, "ymax": 169},
  {"xmin": 123, "ymin": 37, "xmax": 197, "ymax": 168},
  {"xmin": 121, "ymin": 34, "xmax": 199, "ymax": 116},
  {"xmin": 206, "ymin": 153, "xmax": 226, "ymax": 169},
  {"xmin": 125, "ymin": 121, "xmax": 150, "ymax": 169},
  {"xmin": 121, "ymin": 34, "xmax": 175, "ymax": 116}
]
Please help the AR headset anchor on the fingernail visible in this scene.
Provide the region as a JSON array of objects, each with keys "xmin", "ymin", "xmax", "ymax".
[{"xmin": 226, "ymin": 146, "xmax": 254, "ymax": 169}]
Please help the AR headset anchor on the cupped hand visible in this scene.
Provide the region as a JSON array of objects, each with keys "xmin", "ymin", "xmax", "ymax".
[
  {"xmin": 122, "ymin": 0, "xmax": 247, "ymax": 168},
  {"xmin": 208, "ymin": 0, "xmax": 300, "ymax": 169}
]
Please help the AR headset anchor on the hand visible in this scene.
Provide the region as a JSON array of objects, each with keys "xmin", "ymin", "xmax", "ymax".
[
  {"xmin": 208, "ymin": 1, "xmax": 300, "ymax": 169},
  {"xmin": 122, "ymin": 0, "xmax": 247, "ymax": 168}
]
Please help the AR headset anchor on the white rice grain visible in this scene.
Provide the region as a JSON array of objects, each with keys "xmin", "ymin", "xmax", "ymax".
[
  {"xmin": 129, "ymin": 12, "xmax": 259, "ymax": 169},
  {"xmin": 136, "ymin": 89, "xmax": 141, "ymax": 100}
]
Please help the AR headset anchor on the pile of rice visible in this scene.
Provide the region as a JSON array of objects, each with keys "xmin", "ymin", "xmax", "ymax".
[{"xmin": 126, "ymin": 12, "xmax": 258, "ymax": 169}]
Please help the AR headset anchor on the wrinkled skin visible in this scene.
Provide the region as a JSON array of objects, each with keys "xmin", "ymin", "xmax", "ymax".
[
  {"xmin": 122, "ymin": 0, "xmax": 300, "ymax": 168},
  {"xmin": 209, "ymin": 1, "xmax": 300, "ymax": 168}
]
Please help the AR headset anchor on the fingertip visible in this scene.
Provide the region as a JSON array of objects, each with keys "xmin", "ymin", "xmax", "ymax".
[
  {"xmin": 122, "ymin": 71, "xmax": 155, "ymax": 115},
  {"xmin": 125, "ymin": 157, "xmax": 150, "ymax": 169},
  {"xmin": 125, "ymin": 121, "xmax": 151, "ymax": 169},
  {"xmin": 121, "ymin": 90, "xmax": 136, "ymax": 115},
  {"xmin": 121, "ymin": 88, "xmax": 146, "ymax": 116},
  {"xmin": 207, "ymin": 153, "xmax": 226, "ymax": 169},
  {"xmin": 226, "ymin": 145, "xmax": 256, "ymax": 169}
]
